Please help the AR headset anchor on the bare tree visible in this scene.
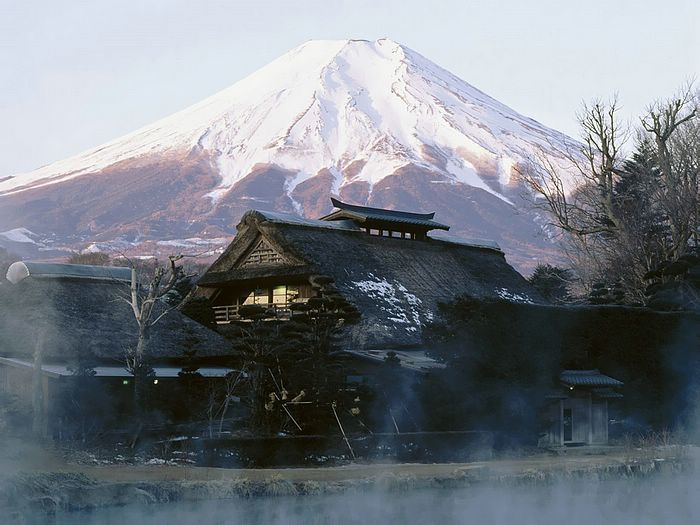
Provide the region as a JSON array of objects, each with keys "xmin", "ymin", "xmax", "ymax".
[
  {"xmin": 120, "ymin": 255, "xmax": 191, "ymax": 417},
  {"xmin": 519, "ymin": 98, "xmax": 631, "ymax": 293},
  {"xmin": 641, "ymin": 85, "xmax": 700, "ymax": 260},
  {"xmin": 519, "ymin": 87, "xmax": 700, "ymax": 302},
  {"xmin": 521, "ymin": 98, "xmax": 628, "ymax": 239}
]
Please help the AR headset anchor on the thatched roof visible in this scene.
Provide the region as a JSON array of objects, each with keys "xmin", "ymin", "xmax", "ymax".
[
  {"xmin": 194, "ymin": 210, "xmax": 543, "ymax": 350},
  {"xmin": 0, "ymin": 265, "xmax": 230, "ymax": 364},
  {"xmin": 6, "ymin": 261, "xmax": 132, "ymax": 284}
]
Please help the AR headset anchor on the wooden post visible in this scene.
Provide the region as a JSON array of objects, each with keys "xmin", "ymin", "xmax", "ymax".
[
  {"xmin": 332, "ymin": 402, "xmax": 356, "ymax": 459},
  {"xmin": 588, "ymin": 392, "xmax": 593, "ymax": 445},
  {"xmin": 389, "ymin": 408, "xmax": 400, "ymax": 434},
  {"xmin": 559, "ymin": 399, "xmax": 564, "ymax": 446},
  {"xmin": 32, "ymin": 331, "xmax": 46, "ymax": 438}
]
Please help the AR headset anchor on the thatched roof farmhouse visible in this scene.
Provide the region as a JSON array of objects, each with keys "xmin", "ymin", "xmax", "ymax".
[{"xmin": 188, "ymin": 199, "xmax": 543, "ymax": 371}]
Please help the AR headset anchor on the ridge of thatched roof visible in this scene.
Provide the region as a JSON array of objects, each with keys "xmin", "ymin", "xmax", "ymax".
[
  {"xmin": 0, "ymin": 274, "xmax": 231, "ymax": 363},
  {"xmin": 194, "ymin": 209, "xmax": 543, "ymax": 350},
  {"xmin": 6, "ymin": 261, "xmax": 132, "ymax": 284},
  {"xmin": 246, "ymin": 210, "xmax": 360, "ymax": 232}
]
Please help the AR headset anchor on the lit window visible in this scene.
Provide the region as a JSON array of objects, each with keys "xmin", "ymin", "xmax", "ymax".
[
  {"xmin": 272, "ymin": 285, "xmax": 287, "ymax": 304},
  {"xmin": 241, "ymin": 288, "xmax": 270, "ymax": 305}
]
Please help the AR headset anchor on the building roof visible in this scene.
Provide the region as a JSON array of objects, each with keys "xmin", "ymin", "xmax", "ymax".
[
  {"xmin": 320, "ymin": 198, "xmax": 450, "ymax": 231},
  {"xmin": 193, "ymin": 209, "xmax": 542, "ymax": 350},
  {"xmin": 232, "ymin": 209, "xmax": 499, "ymax": 252},
  {"xmin": 591, "ymin": 387, "xmax": 624, "ymax": 399},
  {"xmin": 0, "ymin": 357, "xmax": 236, "ymax": 379},
  {"xmin": 345, "ymin": 348, "xmax": 445, "ymax": 373},
  {"xmin": 251, "ymin": 210, "xmax": 361, "ymax": 232},
  {"xmin": 6, "ymin": 261, "xmax": 132, "ymax": 284},
  {"xmin": 0, "ymin": 268, "xmax": 231, "ymax": 363},
  {"xmin": 560, "ymin": 369, "xmax": 624, "ymax": 387},
  {"xmin": 436, "ymin": 235, "xmax": 501, "ymax": 252}
]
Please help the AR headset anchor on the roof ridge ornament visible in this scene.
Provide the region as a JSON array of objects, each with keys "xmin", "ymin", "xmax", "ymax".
[
  {"xmin": 328, "ymin": 197, "xmax": 438, "ymax": 220},
  {"xmin": 321, "ymin": 198, "xmax": 450, "ymax": 235},
  {"xmin": 6, "ymin": 261, "xmax": 133, "ymax": 284}
]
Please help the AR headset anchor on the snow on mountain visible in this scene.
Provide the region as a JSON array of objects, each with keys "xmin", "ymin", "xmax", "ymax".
[
  {"xmin": 0, "ymin": 228, "xmax": 38, "ymax": 245},
  {"xmin": 0, "ymin": 39, "xmax": 573, "ymax": 199},
  {"xmin": 0, "ymin": 39, "xmax": 576, "ymax": 272}
]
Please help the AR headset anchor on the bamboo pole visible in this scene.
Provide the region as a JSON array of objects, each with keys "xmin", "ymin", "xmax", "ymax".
[
  {"xmin": 389, "ymin": 408, "xmax": 400, "ymax": 434},
  {"xmin": 332, "ymin": 402, "xmax": 356, "ymax": 459},
  {"xmin": 274, "ymin": 393, "xmax": 303, "ymax": 431}
]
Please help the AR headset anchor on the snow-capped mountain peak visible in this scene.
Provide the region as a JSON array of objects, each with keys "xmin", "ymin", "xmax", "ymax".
[
  {"xmin": 1, "ymin": 39, "xmax": 572, "ymax": 201},
  {"xmin": 0, "ymin": 39, "xmax": 575, "ymax": 272}
]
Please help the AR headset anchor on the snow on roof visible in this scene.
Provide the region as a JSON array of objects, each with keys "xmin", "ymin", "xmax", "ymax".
[{"xmin": 5, "ymin": 261, "xmax": 132, "ymax": 284}]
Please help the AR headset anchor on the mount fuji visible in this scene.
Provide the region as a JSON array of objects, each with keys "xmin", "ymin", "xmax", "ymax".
[{"xmin": 0, "ymin": 39, "xmax": 575, "ymax": 271}]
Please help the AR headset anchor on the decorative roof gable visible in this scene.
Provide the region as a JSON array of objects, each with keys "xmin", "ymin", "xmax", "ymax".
[{"xmin": 238, "ymin": 238, "xmax": 286, "ymax": 268}]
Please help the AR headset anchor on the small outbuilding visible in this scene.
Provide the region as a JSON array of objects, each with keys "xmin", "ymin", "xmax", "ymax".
[{"xmin": 541, "ymin": 369, "xmax": 623, "ymax": 446}]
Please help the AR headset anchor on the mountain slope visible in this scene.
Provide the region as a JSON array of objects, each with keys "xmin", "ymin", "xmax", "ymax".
[{"xmin": 0, "ymin": 39, "xmax": 574, "ymax": 272}]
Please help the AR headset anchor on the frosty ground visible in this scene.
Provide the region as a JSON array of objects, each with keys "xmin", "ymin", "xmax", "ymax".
[{"xmin": 0, "ymin": 435, "xmax": 692, "ymax": 519}]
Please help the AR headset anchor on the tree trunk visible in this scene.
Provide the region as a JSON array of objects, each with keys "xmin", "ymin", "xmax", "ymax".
[
  {"xmin": 132, "ymin": 327, "xmax": 150, "ymax": 420},
  {"xmin": 250, "ymin": 364, "xmax": 269, "ymax": 435}
]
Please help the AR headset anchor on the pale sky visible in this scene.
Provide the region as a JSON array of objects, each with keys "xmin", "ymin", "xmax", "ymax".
[{"xmin": 1, "ymin": 0, "xmax": 698, "ymax": 176}]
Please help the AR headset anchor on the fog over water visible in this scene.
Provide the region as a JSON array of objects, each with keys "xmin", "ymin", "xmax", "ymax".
[{"xmin": 39, "ymin": 472, "xmax": 700, "ymax": 525}]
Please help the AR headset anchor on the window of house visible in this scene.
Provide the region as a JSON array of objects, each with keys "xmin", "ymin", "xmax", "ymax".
[
  {"xmin": 242, "ymin": 288, "xmax": 270, "ymax": 305},
  {"xmin": 272, "ymin": 285, "xmax": 288, "ymax": 304},
  {"xmin": 240, "ymin": 284, "xmax": 313, "ymax": 307}
]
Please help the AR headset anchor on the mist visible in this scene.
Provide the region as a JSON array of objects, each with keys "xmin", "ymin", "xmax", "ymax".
[{"xmin": 33, "ymin": 468, "xmax": 698, "ymax": 525}]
